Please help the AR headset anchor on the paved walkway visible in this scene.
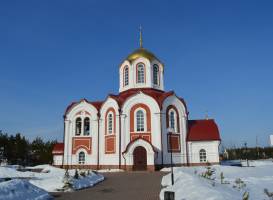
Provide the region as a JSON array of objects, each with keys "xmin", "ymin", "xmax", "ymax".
[{"xmin": 52, "ymin": 171, "xmax": 166, "ymax": 200}]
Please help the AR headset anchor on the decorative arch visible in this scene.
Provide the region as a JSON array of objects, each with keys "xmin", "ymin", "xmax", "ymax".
[
  {"xmin": 105, "ymin": 108, "xmax": 116, "ymax": 135},
  {"xmin": 64, "ymin": 99, "xmax": 99, "ymax": 118},
  {"xmin": 166, "ymin": 105, "xmax": 180, "ymax": 133},
  {"xmin": 104, "ymin": 107, "xmax": 116, "ymax": 154},
  {"xmin": 130, "ymin": 103, "xmax": 151, "ymax": 141},
  {"xmin": 122, "ymin": 138, "xmax": 156, "ymax": 171},
  {"xmin": 72, "ymin": 137, "xmax": 92, "ymax": 154}
]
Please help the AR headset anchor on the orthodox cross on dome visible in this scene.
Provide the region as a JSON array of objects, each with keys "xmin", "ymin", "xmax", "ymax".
[{"xmin": 139, "ymin": 25, "xmax": 143, "ymax": 48}]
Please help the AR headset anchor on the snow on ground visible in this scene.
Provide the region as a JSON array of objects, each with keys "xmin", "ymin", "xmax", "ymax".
[
  {"xmin": 0, "ymin": 165, "xmax": 104, "ymax": 192},
  {"xmin": 0, "ymin": 179, "xmax": 52, "ymax": 200},
  {"xmin": 73, "ymin": 173, "xmax": 104, "ymax": 190},
  {"xmin": 160, "ymin": 159, "xmax": 273, "ymax": 200},
  {"xmin": 96, "ymin": 169, "xmax": 124, "ymax": 173}
]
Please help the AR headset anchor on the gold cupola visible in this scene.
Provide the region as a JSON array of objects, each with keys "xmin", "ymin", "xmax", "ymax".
[
  {"xmin": 125, "ymin": 26, "xmax": 160, "ymax": 63},
  {"xmin": 126, "ymin": 48, "xmax": 158, "ymax": 63},
  {"xmin": 119, "ymin": 26, "xmax": 164, "ymax": 93}
]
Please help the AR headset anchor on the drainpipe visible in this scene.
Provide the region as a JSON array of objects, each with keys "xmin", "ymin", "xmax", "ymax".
[
  {"xmin": 160, "ymin": 111, "xmax": 164, "ymax": 167},
  {"xmin": 185, "ymin": 113, "xmax": 189, "ymax": 166},
  {"xmin": 97, "ymin": 113, "xmax": 101, "ymax": 170},
  {"xmin": 118, "ymin": 108, "xmax": 122, "ymax": 169},
  {"xmin": 62, "ymin": 115, "xmax": 65, "ymax": 168}
]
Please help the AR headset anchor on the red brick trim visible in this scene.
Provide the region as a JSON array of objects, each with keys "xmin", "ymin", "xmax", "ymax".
[
  {"xmin": 105, "ymin": 108, "xmax": 116, "ymax": 135},
  {"xmin": 57, "ymin": 164, "xmax": 218, "ymax": 171},
  {"xmin": 59, "ymin": 164, "xmax": 155, "ymax": 171},
  {"xmin": 130, "ymin": 104, "xmax": 151, "ymax": 132},
  {"xmin": 188, "ymin": 162, "xmax": 220, "ymax": 166},
  {"xmin": 104, "ymin": 108, "xmax": 116, "ymax": 154},
  {"xmin": 122, "ymin": 137, "xmax": 156, "ymax": 154},
  {"xmin": 72, "ymin": 137, "xmax": 92, "ymax": 154},
  {"xmin": 130, "ymin": 133, "xmax": 151, "ymax": 142},
  {"xmin": 167, "ymin": 133, "xmax": 181, "ymax": 153},
  {"xmin": 166, "ymin": 105, "xmax": 180, "ymax": 133},
  {"xmin": 52, "ymin": 152, "xmax": 63, "ymax": 155},
  {"xmin": 105, "ymin": 135, "xmax": 116, "ymax": 154}
]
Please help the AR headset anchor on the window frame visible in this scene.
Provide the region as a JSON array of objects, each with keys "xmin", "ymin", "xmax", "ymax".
[
  {"xmin": 199, "ymin": 149, "xmax": 207, "ymax": 163},
  {"xmin": 168, "ymin": 108, "xmax": 178, "ymax": 133},
  {"xmin": 83, "ymin": 117, "xmax": 90, "ymax": 136},
  {"xmin": 75, "ymin": 117, "xmax": 82, "ymax": 136},
  {"xmin": 135, "ymin": 108, "xmax": 146, "ymax": 132},
  {"xmin": 107, "ymin": 112, "xmax": 114, "ymax": 135},
  {"xmin": 136, "ymin": 63, "xmax": 145, "ymax": 84},
  {"xmin": 153, "ymin": 64, "xmax": 159, "ymax": 85},
  {"xmin": 124, "ymin": 66, "xmax": 129, "ymax": 86},
  {"xmin": 78, "ymin": 151, "xmax": 85, "ymax": 164}
]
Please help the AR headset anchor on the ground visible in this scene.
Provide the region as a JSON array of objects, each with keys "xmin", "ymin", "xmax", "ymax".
[
  {"xmin": 52, "ymin": 171, "xmax": 166, "ymax": 200},
  {"xmin": 1, "ymin": 160, "xmax": 273, "ymax": 200}
]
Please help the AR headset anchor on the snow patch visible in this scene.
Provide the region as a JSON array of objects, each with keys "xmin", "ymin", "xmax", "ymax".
[
  {"xmin": 160, "ymin": 160, "xmax": 273, "ymax": 200},
  {"xmin": 0, "ymin": 165, "xmax": 104, "ymax": 192},
  {"xmin": 0, "ymin": 179, "xmax": 52, "ymax": 200},
  {"xmin": 73, "ymin": 173, "xmax": 104, "ymax": 190}
]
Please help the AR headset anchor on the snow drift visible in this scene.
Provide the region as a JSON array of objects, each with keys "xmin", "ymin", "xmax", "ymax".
[{"xmin": 0, "ymin": 179, "xmax": 52, "ymax": 200}]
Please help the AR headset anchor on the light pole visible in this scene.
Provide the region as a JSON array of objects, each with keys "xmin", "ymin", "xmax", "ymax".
[
  {"xmin": 244, "ymin": 142, "xmax": 249, "ymax": 167},
  {"xmin": 167, "ymin": 127, "xmax": 175, "ymax": 185}
]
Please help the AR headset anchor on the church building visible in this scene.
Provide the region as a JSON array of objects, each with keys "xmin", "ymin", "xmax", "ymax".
[{"xmin": 52, "ymin": 32, "xmax": 221, "ymax": 171}]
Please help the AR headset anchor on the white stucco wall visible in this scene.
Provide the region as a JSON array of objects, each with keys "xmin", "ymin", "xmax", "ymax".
[
  {"xmin": 119, "ymin": 57, "xmax": 164, "ymax": 92},
  {"xmin": 99, "ymin": 97, "xmax": 120, "ymax": 165},
  {"xmin": 53, "ymin": 155, "xmax": 63, "ymax": 166},
  {"xmin": 63, "ymin": 100, "xmax": 99, "ymax": 166},
  {"xmin": 121, "ymin": 92, "xmax": 161, "ymax": 165},
  {"xmin": 187, "ymin": 141, "xmax": 220, "ymax": 164},
  {"xmin": 161, "ymin": 95, "xmax": 188, "ymax": 165}
]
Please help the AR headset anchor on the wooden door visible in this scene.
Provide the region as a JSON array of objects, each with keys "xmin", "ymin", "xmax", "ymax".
[{"xmin": 133, "ymin": 146, "xmax": 147, "ymax": 171}]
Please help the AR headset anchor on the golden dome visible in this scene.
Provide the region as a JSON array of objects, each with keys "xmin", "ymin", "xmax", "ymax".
[{"xmin": 126, "ymin": 48, "xmax": 159, "ymax": 63}]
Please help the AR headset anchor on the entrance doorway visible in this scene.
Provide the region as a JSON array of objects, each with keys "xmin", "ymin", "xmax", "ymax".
[{"xmin": 133, "ymin": 146, "xmax": 147, "ymax": 170}]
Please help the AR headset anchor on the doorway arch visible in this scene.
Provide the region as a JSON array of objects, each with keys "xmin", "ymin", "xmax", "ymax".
[{"xmin": 133, "ymin": 146, "xmax": 147, "ymax": 170}]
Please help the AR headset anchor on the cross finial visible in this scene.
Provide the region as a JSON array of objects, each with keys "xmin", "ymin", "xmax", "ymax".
[{"xmin": 139, "ymin": 25, "xmax": 143, "ymax": 48}]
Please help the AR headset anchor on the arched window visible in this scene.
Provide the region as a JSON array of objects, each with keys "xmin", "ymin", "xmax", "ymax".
[
  {"xmin": 75, "ymin": 117, "xmax": 82, "ymax": 135},
  {"xmin": 78, "ymin": 151, "xmax": 85, "ymax": 164},
  {"xmin": 136, "ymin": 110, "xmax": 144, "ymax": 132},
  {"xmin": 108, "ymin": 113, "xmax": 113, "ymax": 134},
  {"xmin": 170, "ymin": 111, "xmax": 175, "ymax": 130},
  {"xmin": 84, "ymin": 117, "xmax": 90, "ymax": 135},
  {"xmin": 167, "ymin": 106, "xmax": 180, "ymax": 133},
  {"xmin": 124, "ymin": 66, "xmax": 129, "ymax": 86},
  {"xmin": 137, "ymin": 64, "xmax": 145, "ymax": 83},
  {"xmin": 153, "ymin": 64, "xmax": 159, "ymax": 85},
  {"xmin": 199, "ymin": 149, "xmax": 207, "ymax": 163}
]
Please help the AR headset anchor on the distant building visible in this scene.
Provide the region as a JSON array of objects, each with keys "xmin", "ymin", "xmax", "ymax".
[
  {"xmin": 270, "ymin": 135, "xmax": 273, "ymax": 146},
  {"xmin": 52, "ymin": 32, "xmax": 221, "ymax": 171}
]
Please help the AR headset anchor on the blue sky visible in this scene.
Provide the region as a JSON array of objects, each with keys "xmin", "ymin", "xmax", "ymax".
[{"xmin": 0, "ymin": 0, "xmax": 273, "ymax": 147}]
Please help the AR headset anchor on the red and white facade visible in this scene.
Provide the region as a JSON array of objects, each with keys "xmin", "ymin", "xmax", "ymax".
[{"xmin": 52, "ymin": 47, "xmax": 221, "ymax": 171}]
